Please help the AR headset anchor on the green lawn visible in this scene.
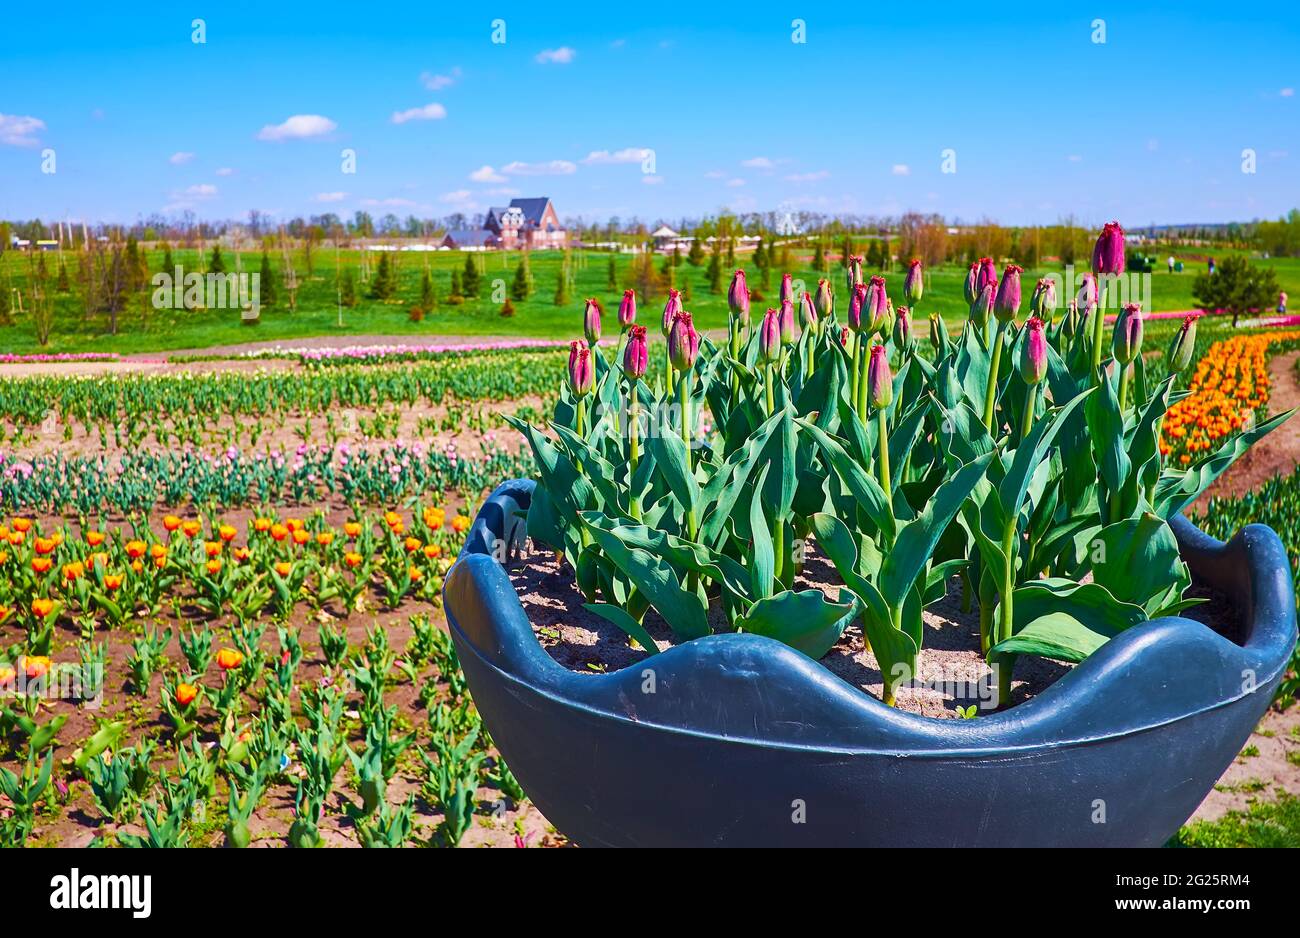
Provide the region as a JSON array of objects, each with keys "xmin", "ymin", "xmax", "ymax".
[{"xmin": 2, "ymin": 246, "xmax": 1298, "ymax": 355}]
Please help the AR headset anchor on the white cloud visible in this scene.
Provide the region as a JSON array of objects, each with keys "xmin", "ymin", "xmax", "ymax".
[
  {"xmin": 185, "ymin": 183, "xmax": 218, "ymax": 198},
  {"xmin": 891, "ymin": 163, "xmax": 911, "ymax": 175},
  {"xmin": 784, "ymin": 170, "xmax": 830, "ymax": 182},
  {"xmin": 313, "ymin": 191, "xmax": 348, "ymax": 202},
  {"xmin": 704, "ymin": 169, "xmax": 726, "ymax": 179},
  {"xmin": 726, "ymin": 178, "xmax": 746, "ymax": 188},
  {"xmin": 641, "ymin": 175, "xmax": 664, "ymax": 186},
  {"xmin": 0, "ymin": 113, "xmax": 45, "ymax": 147},
  {"xmin": 535, "ymin": 47, "xmax": 576, "ymax": 65},
  {"xmin": 256, "ymin": 114, "xmax": 337, "ymax": 142},
  {"xmin": 440, "ymin": 190, "xmax": 474, "ymax": 204},
  {"xmin": 1066, "ymin": 154, "xmax": 1082, "ymax": 163},
  {"xmin": 215, "ymin": 167, "xmax": 236, "ymax": 176},
  {"xmin": 391, "ymin": 103, "xmax": 447, "ymax": 124},
  {"xmin": 582, "ymin": 147, "xmax": 649, "ymax": 165},
  {"xmin": 169, "ymin": 151, "xmax": 195, "ymax": 165},
  {"xmin": 469, "ymin": 164, "xmax": 507, "ymax": 183},
  {"xmin": 500, "ymin": 159, "xmax": 577, "ymax": 176},
  {"xmin": 1279, "ymin": 87, "xmax": 1295, "ymax": 97},
  {"xmin": 741, "ymin": 156, "xmax": 775, "ymax": 170},
  {"xmin": 420, "ymin": 67, "xmax": 461, "ymax": 91}
]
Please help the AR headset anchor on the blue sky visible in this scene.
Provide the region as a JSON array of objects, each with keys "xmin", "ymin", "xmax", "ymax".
[{"xmin": 1, "ymin": 1, "xmax": 1296, "ymax": 228}]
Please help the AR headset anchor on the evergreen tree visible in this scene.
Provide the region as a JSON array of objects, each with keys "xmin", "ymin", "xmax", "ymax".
[
  {"xmin": 706, "ymin": 245, "xmax": 723, "ymax": 294},
  {"xmin": 841, "ymin": 236, "xmax": 853, "ymax": 267},
  {"xmin": 671, "ymin": 245, "xmax": 682, "ymax": 267},
  {"xmin": 339, "ymin": 269, "xmax": 357, "ymax": 308},
  {"xmin": 681, "ymin": 280, "xmax": 693, "ymax": 304},
  {"xmin": 866, "ymin": 240, "xmax": 882, "ymax": 270},
  {"xmin": 510, "ymin": 257, "xmax": 531, "ymax": 301},
  {"xmin": 209, "ymin": 245, "xmax": 225, "ymax": 273},
  {"xmin": 56, "ymin": 260, "xmax": 70, "ymax": 293},
  {"xmin": 880, "ymin": 236, "xmax": 892, "ymax": 271},
  {"xmin": 370, "ymin": 253, "xmax": 394, "ymax": 299},
  {"xmin": 419, "ymin": 268, "xmax": 436, "ymax": 311},
  {"xmin": 607, "ymin": 256, "xmax": 617, "ymax": 289},
  {"xmin": 259, "ymin": 251, "xmax": 278, "ymax": 307},
  {"xmin": 725, "ymin": 238, "xmax": 735, "ymax": 268},
  {"xmin": 450, "ymin": 269, "xmax": 464, "ymax": 300},
  {"xmin": 554, "ymin": 268, "xmax": 570, "ymax": 306},
  {"xmin": 161, "ymin": 243, "xmax": 174, "ymax": 273},
  {"xmin": 687, "ymin": 237, "xmax": 705, "ymax": 266},
  {"xmin": 462, "ymin": 253, "xmax": 481, "ymax": 297},
  {"xmin": 812, "ymin": 241, "xmax": 826, "ymax": 273}
]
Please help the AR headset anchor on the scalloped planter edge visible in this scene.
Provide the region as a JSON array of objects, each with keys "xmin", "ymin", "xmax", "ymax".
[{"xmin": 444, "ymin": 479, "xmax": 1297, "ymax": 847}]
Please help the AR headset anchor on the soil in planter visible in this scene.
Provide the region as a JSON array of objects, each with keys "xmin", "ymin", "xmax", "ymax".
[{"xmin": 508, "ymin": 542, "xmax": 1073, "ymax": 719}]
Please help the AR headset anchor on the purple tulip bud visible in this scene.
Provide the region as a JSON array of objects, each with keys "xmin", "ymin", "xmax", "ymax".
[
  {"xmin": 893, "ymin": 306, "xmax": 914, "ymax": 351},
  {"xmin": 759, "ymin": 308, "xmax": 782, "ymax": 363},
  {"xmin": 583, "ymin": 298, "xmax": 603, "ymax": 345},
  {"xmin": 847, "ymin": 255, "xmax": 864, "ymax": 286},
  {"xmin": 568, "ymin": 339, "xmax": 595, "ymax": 397},
  {"xmin": 623, "ymin": 325, "xmax": 648, "ymax": 379},
  {"xmin": 1092, "ymin": 221, "xmax": 1126, "ymax": 277},
  {"xmin": 963, "ymin": 262, "xmax": 979, "ymax": 306},
  {"xmin": 778, "ymin": 298, "xmax": 796, "ymax": 346},
  {"xmin": 661, "ymin": 288, "xmax": 682, "ymax": 337},
  {"xmin": 904, "ymin": 259, "xmax": 924, "ymax": 306},
  {"xmin": 994, "ymin": 264, "xmax": 1023, "ymax": 323},
  {"xmin": 779, "ymin": 272, "xmax": 794, "ymax": 306},
  {"xmin": 977, "ymin": 257, "xmax": 998, "ymax": 294},
  {"xmin": 814, "ymin": 278, "xmax": 834, "ymax": 320},
  {"xmin": 727, "ymin": 270, "xmax": 750, "ymax": 322},
  {"xmin": 867, "ymin": 344, "xmax": 892, "ymax": 409},
  {"xmin": 1076, "ymin": 273, "xmax": 1098, "ymax": 312},
  {"xmin": 866, "ymin": 275, "xmax": 889, "ymax": 334},
  {"xmin": 1019, "ymin": 317, "xmax": 1048, "ymax": 385},
  {"xmin": 618, "ymin": 288, "xmax": 637, "ymax": 328},
  {"xmin": 929, "ymin": 312, "xmax": 947, "ymax": 351},
  {"xmin": 667, "ymin": 311, "xmax": 700, "ymax": 371},
  {"xmin": 839, "ymin": 326, "xmax": 850, "ymax": 347},
  {"xmin": 848, "ymin": 282, "xmax": 868, "ymax": 332},
  {"xmin": 1030, "ymin": 278, "xmax": 1057, "ymax": 322},
  {"xmin": 800, "ymin": 290, "xmax": 817, "ymax": 328},
  {"xmin": 1167, "ymin": 314, "xmax": 1198, "ymax": 374},
  {"xmin": 1113, "ymin": 303, "xmax": 1144, "ymax": 365},
  {"xmin": 970, "ymin": 282, "xmax": 994, "ymax": 329}
]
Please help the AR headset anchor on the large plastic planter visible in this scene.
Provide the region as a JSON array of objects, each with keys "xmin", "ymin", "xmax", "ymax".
[{"xmin": 445, "ymin": 479, "xmax": 1297, "ymax": 847}]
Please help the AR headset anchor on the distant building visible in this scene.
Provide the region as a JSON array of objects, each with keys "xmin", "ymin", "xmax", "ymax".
[
  {"xmin": 440, "ymin": 229, "xmax": 500, "ymax": 251},
  {"xmin": 442, "ymin": 197, "xmax": 565, "ymax": 251}
]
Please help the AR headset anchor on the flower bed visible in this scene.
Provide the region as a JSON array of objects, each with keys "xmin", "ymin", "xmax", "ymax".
[{"xmin": 1161, "ymin": 330, "xmax": 1300, "ymax": 464}]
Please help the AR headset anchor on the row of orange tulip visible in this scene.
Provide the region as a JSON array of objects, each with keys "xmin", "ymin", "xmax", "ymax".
[{"xmin": 1160, "ymin": 330, "xmax": 1300, "ymax": 464}]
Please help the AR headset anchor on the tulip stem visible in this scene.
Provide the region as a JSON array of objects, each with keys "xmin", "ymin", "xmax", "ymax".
[
  {"xmin": 1019, "ymin": 383, "xmax": 1038, "ymax": 443},
  {"xmin": 1090, "ymin": 280, "xmax": 1108, "ymax": 382},
  {"xmin": 850, "ymin": 332, "xmax": 862, "ymax": 413},
  {"xmin": 1117, "ymin": 362, "xmax": 1131, "ymax": 416},
  {"xmin": 983, "ymin": 320, "xmax": 1008, "ymax": 432},
  {"xmin": 856, "ymin": 341, "xmax": 870, "ymax": 415},
  {"xmin": 764, "ymin": 363, "xmax": 775, "ymax": 417},
  {"xmin": 628, "ymin": 386, "xmax": 641, "ymax": 522},
  {"xmin": 877, "ymin": 408, "xmax": 891, "ymax": 494}
]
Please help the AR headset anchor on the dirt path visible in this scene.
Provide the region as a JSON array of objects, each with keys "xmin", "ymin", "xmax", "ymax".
[{"xmin": 1190, "ymin": 349, "xmax": 1300, "ymax": 514}]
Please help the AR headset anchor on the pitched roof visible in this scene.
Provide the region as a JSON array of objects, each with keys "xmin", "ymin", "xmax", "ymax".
[
  {"xmin": 508, "ymin": 197, "xmax": 552, "ymax": 226},
  {"xmin": 443, "ymin": 229, "xmax": 496, "ymax": 246}
]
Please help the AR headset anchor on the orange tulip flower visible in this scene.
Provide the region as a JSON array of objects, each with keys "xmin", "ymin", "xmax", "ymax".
[
  {"xmin": 125, "ymin": 539, "xmax": 147, "ymax": 560},
  {"xmin": 86, "ymin": 530, "xmax": 106, "ymax": 547},
  {"xmin": 31, "ymin": 598, "xmax": 55, "ymax": 619},
  {"xmin": 274, "ymin": 561, "xmax": 293, "ymax": 577},
  {"xmin": 216, "ymin": 648, "xmax": 244, "ymax": 670},
  {"xmin": 12, "ymin": 518, "xmax": 32, "ymax": 533},
  {"xmin": 344, "ymin": 552, "xmax": 364, "ymax": 569},
  {"xmin": 163, "ymin": 515, "xmax": 182, "ymax": 532},
  {"xmin": 206, "ymin": 558, "xmax": 223, "ymax": 575},
  {"xmin": 218, "ymin": 524, "xmax": 237, "ymax": 542},
  {"xmin": 31, "ymin": 557, "xmax": 52, "ymax": 574},
  {"xmin": 344, "ymin": 521, "xmax": 362, "ymax": 538},
  {"xmin": 175, "ymin": 683, "xmax": 199, "ymax": 707}
]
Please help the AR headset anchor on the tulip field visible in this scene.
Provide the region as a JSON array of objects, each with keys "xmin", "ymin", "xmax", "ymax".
[{"xmin": 1, "ymin": 221, "xmax": 1299, "ymax": 849}]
